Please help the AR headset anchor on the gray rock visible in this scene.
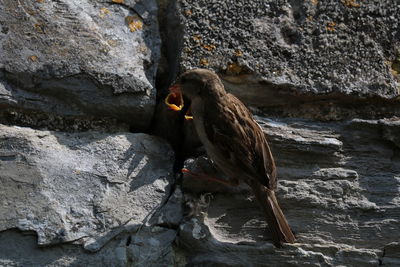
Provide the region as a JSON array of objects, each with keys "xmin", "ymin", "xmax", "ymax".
[
  {"xmin": 383, "ymin": 242, "xmax": 400, "ymax": 266},
  {"xmin": 381, "ymin": 117, "xmax": 400, "ymax": 148},
  {"xmin": 178, "ymin": 116, "xmax": 400, "ymax": 266},
  {"xmin": 127, "ymin": 226, "xmax": 177, "ymax": 267},
  {"xmin": 169, "ymin": 0, "xmax": 399, "ymax": 107},
  {"xmin": 0, "ymin": 226, "xmax": 178, "ymax": 267},
  {"xmin": 311, "ymin": 168, "xmax": 359, "ymax": 181},
  {"xmin": 150, "ymin": 186, "xmax": 184, "ymax": 227},
  {"xmin": 0, "ymin": 0, "xmax": 161, "ymax": 131},
  {"xmin": 179, "ymin": 218, "xmax": 382, "ymax": 267},
  {"xmin": 2, "ymin": 0, "xmax": 400, "ymax": 265},
  {"xmin": 0, "ymin": 229, "xmax": 127, "ymax": 267},
  {"xmin": 0, "ymin": 124, "xmax": 174, "ymax": 251}
]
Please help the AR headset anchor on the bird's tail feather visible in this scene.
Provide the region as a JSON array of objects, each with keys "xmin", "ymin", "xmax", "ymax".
[{"xmin": 249, "ymin": 182, "xmax": 295, "ymax": 247}]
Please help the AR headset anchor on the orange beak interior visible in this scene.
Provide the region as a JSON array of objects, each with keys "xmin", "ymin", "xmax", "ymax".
[
  {"xmin": 184, "ymin": 106, "xmax": 193, "ymax": 120},
  {"xmin": 165, "ymin": 84, "xmax": 184, "ymax": 111}
]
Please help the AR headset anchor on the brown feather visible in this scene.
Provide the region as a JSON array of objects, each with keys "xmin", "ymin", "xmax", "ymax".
[
  {"xmin": 248, "ymin": 180, "xmax": 296, "ymax": 247},
  {"xmin": 203, "ymin": 93, "xmax": 276, "ymax": 189}
]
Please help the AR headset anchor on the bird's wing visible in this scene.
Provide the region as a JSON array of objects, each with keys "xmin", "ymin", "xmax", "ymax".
[{"xmin": 203, "ymin": 93, "xmax": 277, "ymax": 189}]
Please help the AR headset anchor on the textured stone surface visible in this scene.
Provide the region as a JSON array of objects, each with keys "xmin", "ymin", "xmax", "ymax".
[
  {"xmin": 0, "ymin": 124, "xmax": 174, "ymax": 251},
  {"xmin": 127, "ymin": 226, "xmax": 177, "ymax": 266},
  {"xmin": 0, "ymin": 226, "xmax": 178, "ymax": 267},
  {"xmin": 171, "ymin": 0, "xmax": 400, "ymax": 107},
  {"xmin": 179, "ymin": 116, "xmax": 400, "ymax": 266},
  {"xmin": 179, "ymin": 219, "xmax": 383, "ymax": 267},
  {"xmin": 1, "ymin": 0, "xmax": 400, "ymax": 266},
  {"xmin": 0, "ymin": 229, "xmax": 127, "ymax": 267},
  {"xmin": 0, "ymin": 0, "xmax": 161, "ymax": 131}
]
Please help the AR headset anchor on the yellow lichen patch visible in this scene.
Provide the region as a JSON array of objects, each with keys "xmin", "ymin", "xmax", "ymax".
[
  {"xmin": 112, "ymin": 0, "xmax": 124, "ymax": 3},
  {"xmin": 126, "ymin": 15, "xmax": 143, "ymax": 32},
  {"xmin": 192, "ymin": 34, "xmax": 201, "ymax": 42},
  {"xmin": 390, "ymin": 68, "xmax": 398, "ymax": 76},
  {"xmin": 326, "ymin": 22, "xmax": 337, "ymax": 32},
  {"xmin": 200, "ymin": 58, "xmax": 209, "ymax": 66},
  {"xmin": 391, "ymin": 60, "xmax": 400, "ymax": 82},
  {"xmin": 29, "ymin": 55, "xmax": 38, "ymax": 62},
  {"xmin": 27, "ymin": 9, "xmax": 37, "ymax": 16},
  {"xmin": 34, "ymin": 23, "xmax": 44, "ymax": 33},
  {"xmin": 392, "ymin": 58, "xmax": 400, "ymax": 72},
  {"xmin": 386, "ymin": 59, "xmax": 400, "ymax": 92},
  {"xmin": 107, "ymin": 39, "xmax": 118, "ymax": 47},
  {"xmin": 234, "ymin": 49, "xmax": 243, "ymax": 57},
  {"xmin": 227, "ymin": 63, "xmax": 242, "ymax": 75},
  {"xmin": 310, "ymin": 0, "xmax": 318, "ymax": 5},
  {"xmin": 391, "ymin": 68, "xmax": 400, "ymax": 80},
  {"xmin": 202, "ymin": 44, "xmax": 216, "ymax": 51},
  {"xmin": 58, "ymin": 48, "xmax": 70, "ymax": 57},
  {"xmin": 100, "ymin": 46, "xmax": 110, "ymax": 54},
  {"xmin": 100, "ymin": 7, "xmax": 110, "ymax": 18},
  {"xmin": 342, "ymin": 0, "xmax": 360, "ymax": 8},
  {"xmin": 36, "ymin": 0, "xmax": 45, "ymax": 3},
  {"xmin": 184, "ymin": 10, "xmax": 193, "ymax": 16},
  {"xmin": 138, "ymin": 44, "xmax": 148, "ymax": 53}
]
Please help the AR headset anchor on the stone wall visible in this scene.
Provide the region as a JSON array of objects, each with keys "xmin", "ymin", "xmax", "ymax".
[{"xmin": 0, "ymin": 0, "xmax": 399, "ymax": 266}]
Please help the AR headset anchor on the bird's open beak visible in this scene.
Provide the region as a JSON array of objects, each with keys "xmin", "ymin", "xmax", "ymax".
[
  {"xmin": 184, "ymin": 106, "xmax": 193, "ymax": 120},
  {"xmin": 165, "ymin": 84, "xmax": 183, "ymax": 111}
]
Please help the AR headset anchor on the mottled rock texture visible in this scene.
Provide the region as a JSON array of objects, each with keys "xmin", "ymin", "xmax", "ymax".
[
  {"xmin": 0, "ymin": 124, "xmax": 177, "ymax": 265},
  {"xmin": 0, "ymin": 0, "xmax": 160, "ymax": 131},
  {"xmin": 172, "ymin": 0, "xmax": 400, "ymax": 110},
  {"xmin": 179, "ymin": 117, "xmax": 400, "ymax": 266},
  {"xmin": 1, "ymin": 0, "xmax": 400, "ymax": 266}
]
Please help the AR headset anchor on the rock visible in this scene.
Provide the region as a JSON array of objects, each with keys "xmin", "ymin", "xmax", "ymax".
[
  {"xmin": 169, "ymin": 0, "xmax": 399, "ymax": 109},
  {"xmin": 381, "ymin": 117, "xmax": 400, "ymax": 148},
  {"xmin": 311, "ymin": 168, "xmax": 359, "ymax": 181},
  {"xmin": 0, "ymin": 229, "xmax": 127, "ymax": 267},
  {"xmin": 150, "ymin": 186, "xmax": 184, "ymax": 228},
  {"xmin": 0, "ymin": 0, "xmax": 161, "ymax": 131},
  {"xmin": 0, "ymin": 226, "xmax": 178, "ymax": 267},
  {"xmin": 179, "ymin": 219, "xmax": 381, "ymax": 266},
  {"xmin": 2, "ymin": 0, "xmax": 400, "ymax": 265},
  {"xmin": 0, "ymin": 124, "xmax": 175, "ymax": 251},
  {"xmin": 383, "ymin": 242, "xmax": 400, "ymax": 266},
  {"xmin": 178, "ymin": 116, "xmax": 400, "ymax": 266},
  {"xmin": 127, "ymin": 226, "xmax": 177, "ymax": 266}
]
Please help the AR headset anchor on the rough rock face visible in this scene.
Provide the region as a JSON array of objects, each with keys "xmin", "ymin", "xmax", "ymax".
[
  {"xmin": 1, "ymin": 0, "xmax": 400, "ymax": 266},
  {"xmin": 171, "ymin": 0, "xmax": 400, "ymax": 107},
  {"xmin": 179, "ymin": 117, "xmax": 400, "ymax": 266},
  {"xmin": 158, "ymin": 4, "xmax": 400, "ymax": 263},
  {"xmin": 0, "ymin": 124, "xmax": 178, "ymax": 265},
  {"xmin": 0, "ymin": 0, "xmax": 160, "ymax": 131}
]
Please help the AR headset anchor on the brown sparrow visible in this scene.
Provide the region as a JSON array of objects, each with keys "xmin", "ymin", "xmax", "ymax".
[{"xmin": 166, "ymin": 68, "xmax": 295, "ymax": 247}]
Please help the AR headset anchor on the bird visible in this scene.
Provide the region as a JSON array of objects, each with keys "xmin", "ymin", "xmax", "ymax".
[
  {"xmin": 151, "ymin": 83, "xmax": 203, "ymax": 172},
  {"xmin": 166, "ymin": 68, "xmax": 295, "ymax": 247}
]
